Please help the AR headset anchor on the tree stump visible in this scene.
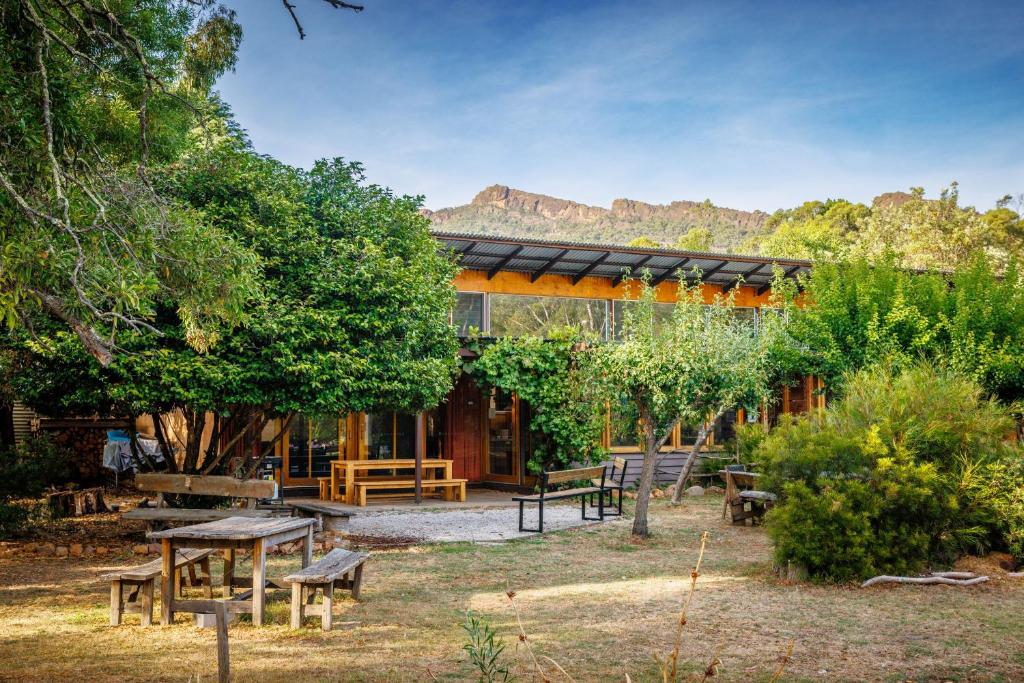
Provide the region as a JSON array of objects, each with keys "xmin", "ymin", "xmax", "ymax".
[{"xmin": 47, "ymin": 487, "xmax": 107, "ymax": 516}]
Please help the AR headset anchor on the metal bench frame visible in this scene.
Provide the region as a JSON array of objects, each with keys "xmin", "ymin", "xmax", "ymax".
[{"xmin": 513, "ymin": 466, "xmax": 607, "ymax": 533}]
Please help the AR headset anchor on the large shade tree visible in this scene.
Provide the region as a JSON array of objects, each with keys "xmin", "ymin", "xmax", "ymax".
[
  {"xmin": 10, "ymin": 132, "xmax": 459, "ymax": 474},
  {"xmin": 590, "ymin": 276, "xmax": 790, "ymax": 538}
]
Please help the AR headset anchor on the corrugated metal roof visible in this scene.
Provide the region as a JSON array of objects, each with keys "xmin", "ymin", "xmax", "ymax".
[{"xmin": 433, "ymin": 230, "xmax": 811, "ymax": 290}]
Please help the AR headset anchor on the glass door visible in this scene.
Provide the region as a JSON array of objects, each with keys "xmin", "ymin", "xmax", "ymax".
[
  {"xmin": 485, "ymin": 388, "xmax": 518, "ymax": 483},
  {"xmin": 283, "ymin": 415, "xmax": 343, "ymax": 486}
]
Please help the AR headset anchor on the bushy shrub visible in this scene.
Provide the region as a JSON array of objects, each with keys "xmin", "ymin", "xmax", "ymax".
[
  {"xmin": 761, "ymin": 363, "xmax": 1023, "ymax": 581},
  {"xmin": 0, "ymin": 435, "xmax": 72, "ymax": 538}
]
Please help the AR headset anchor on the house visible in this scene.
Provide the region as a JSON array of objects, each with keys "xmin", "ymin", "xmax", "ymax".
[{"xmin": 268, "ymin": 232, "xmax": 824, "ymax": 493}]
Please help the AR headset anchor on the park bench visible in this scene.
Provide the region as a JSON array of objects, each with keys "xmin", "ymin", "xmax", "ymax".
[
  {"xmin": 286, "ymin": 500, "xmax": 354, "ymax": 532},
  {"xmin": 102, "ymin": 548, "xmax": 214, "ymax": 626},
  {"xmin": 513, "ymin": 465, "xmax": 607, "ymax": 533},
  {"xmin": 285, "ymin": 548, "xmax": 369, "ymax": 630},
  {"xmin": 721, "ymin": 467, "xmax": 777, "ymax": 525},
  {"xmin": 123, "ymin": 474, "xmax": 279, "ymax": 529},
  {"xmin": 588, "ymin": 456, "xmax": 628, "ymax": 518},
  {"xmin": 352, "ymin": 478, "xmax": 467, "ymax": 506}
]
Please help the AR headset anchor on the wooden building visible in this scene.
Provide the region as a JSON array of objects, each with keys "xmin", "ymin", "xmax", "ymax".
[{"xmin": 270, "ymin": 232, "xmax": 823, "ymax": 493}]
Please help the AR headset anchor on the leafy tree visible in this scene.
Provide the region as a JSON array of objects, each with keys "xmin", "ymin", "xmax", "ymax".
[
  {"xmin": 10, "ymin": 133, "xmax": 459, "ymax": 476},
  {"xmin": 755, "ymin": 200, "xmax": 867, "ymax": 260},
  {"xmin": 673, "ymin": 227, "xmax": 714, "ymax": 252},
  {"xmin": 627, "ymin": 236, "xmax": 661, "ymax": 248},
  {"xmin": 1, "ymin": 0, "xmax": 260, "ymax": 364},
  {"xmin": 589, "ymin": 276, "xmax": 789, "ymax": 537},
  {"xmin": 470, "ymin": 330, "xmax": 607, "ymax": 474}
]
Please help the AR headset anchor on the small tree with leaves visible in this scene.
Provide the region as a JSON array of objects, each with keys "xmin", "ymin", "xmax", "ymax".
[{"xmin": 591, "ymin": 275, "xmax": 789, "ymax": 537}]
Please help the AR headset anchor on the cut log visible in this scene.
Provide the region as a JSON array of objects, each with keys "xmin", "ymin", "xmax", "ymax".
[
  {"xmin": 47, "ymin": 487, "xmax": 106, "ymax": 516},
  {"xmin": 861, "ymin": 574, "xmax": 989, "ymax": 588}
]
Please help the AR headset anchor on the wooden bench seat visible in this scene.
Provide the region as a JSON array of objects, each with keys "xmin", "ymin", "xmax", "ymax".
[
  {"xmin": 123, "ymin": 508, "xmax": 275, "ymax": 525},
  {"xmin": 721, "ymin": 469, "xmax": 777, "ymax": 525},
  {"xmin": 128, "ymin": 473, "xmax": 280, "ymax": 530},
  {"xmin": 285, "ymin": 548, "xmax": 369, "ymax": 630},
  {"xmin": 353, "ymin": 478, "xmax": 467, "ymax": 506},
  {"xmin": 101, "ymin": 549, "xmax": 215, "ymax": 626},
  {"xmin": 286, "ymin": 501, "xmax": 354, "ymax": 532},
  {"xmin": 512, "ymin": 466, "xmax": 608, "ymax": 533}
]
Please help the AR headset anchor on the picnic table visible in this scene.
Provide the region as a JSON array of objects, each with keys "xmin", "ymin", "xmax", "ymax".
[
  {"xmin": 148, "ymin": 516, "xmax": 317, "ymax": 627},
  {"xmin": 720, "ymin": 469, "xmax": 777, "ymax": 525},
  {"xmin": 329, "ymin": 458, "xmax": 454, "ymax": 505}
]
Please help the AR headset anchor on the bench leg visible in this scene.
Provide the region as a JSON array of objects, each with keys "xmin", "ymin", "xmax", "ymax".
[
  {"xmin": 321, "ymin": 582, "xmax": 334, "ymax": 631},
  {"xmin": 140, "ymin": 579, "xmax": 154, "ymax": 627},
  {"xmin": 518, "ymin": 501, "xmax": 524, "ymax": 532},
  {"xmin": 459, "ymin": 482, "xmax": 466, "ymax": 502},
  {"xmin": 109, "ymin": 581, "xmax": 123, "ymax": 626},
  {"xmin": 352, "ymin": 563, "xmax": 364, "ymax": 600},
  {"xmin": 186, "ymin": 563, "xmax": 198, "ymax": 591},
  {"xmin": 538, "ymin": 500, "xmax": 544, "ymax": 533},
  {"xmin": 290, "ymin": 583, "xmax": 303, "ymax": 629},
  {"xmin": 160, "ymin": 539, "xmax": 175, "ymax": 626}
]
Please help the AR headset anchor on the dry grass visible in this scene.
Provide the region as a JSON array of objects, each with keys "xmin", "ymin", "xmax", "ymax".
[{"xmin": 1, "ymin": 497, "xmax": 1023, "ymax": 682}]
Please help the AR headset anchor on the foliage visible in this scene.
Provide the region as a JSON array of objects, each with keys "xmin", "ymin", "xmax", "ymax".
[
  {"xmin": 761, "ymin": 363, "xmax": 1022, "ymax": 581},
  {"xmin": 789, "ymin": 253, "xmax": 1024, "ymax": 403},
  {"xmin": 627, "ymin": 236, "xmax": 661, "ymax": 248},
  {"xmin": 8, "ymin": 132, "xmax": 459, "ymax": 475},
  {"xmin": 589, "ymin": 275, "xmax": 790, "ymax": 536},
  {"xmin": 754, "ymin": 199, "xmax": 867, "ymax": 260},
  {"xmin": 471, "ymin": 329, "xmax": 607, "ymax": 474},
  {"xmin": 0, "ymin": 0, "xmax": 260, "ymax": 364},
  {"xmin": 673, "ymin": 227, "xmax": 714, "ymax": 252},
  {"xmin": 462, "ymin": 611, "xmax": 512, "ymax": 683},
  {"xmin": 0, "ymin": 434, "xmax": 72, "ymax": 537}
]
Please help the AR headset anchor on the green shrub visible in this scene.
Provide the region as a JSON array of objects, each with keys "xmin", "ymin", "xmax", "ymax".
[
  {"xmin": 0, "ymin": 435, "xmax": 72, "ymax": 538},
  {"xmin": 761, "ymin": 362, "xmax": 1023, "ymax": 581}
]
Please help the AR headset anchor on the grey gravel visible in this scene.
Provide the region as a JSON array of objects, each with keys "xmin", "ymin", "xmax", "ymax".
[{"xmin": 344, "ymin": 503, "xmax": 614, "ymax": 543}]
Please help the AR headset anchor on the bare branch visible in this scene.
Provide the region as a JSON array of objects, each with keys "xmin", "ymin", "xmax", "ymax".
[{"xmin": 282, "ymin": 0, "xmax": 364, "ymax": 40}]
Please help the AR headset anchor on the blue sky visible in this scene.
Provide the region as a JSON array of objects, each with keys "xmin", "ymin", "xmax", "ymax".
[{"xmin": 217, "ymin": 0, "xmax": 1024, "ymax": 212}]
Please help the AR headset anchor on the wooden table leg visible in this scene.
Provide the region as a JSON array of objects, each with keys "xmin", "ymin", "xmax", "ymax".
[
  {"xmin": 330, "ymin": 464, "xmax": 338, "ymax": 502},
  {"xmin": 223, "ymin": 549, "xmax": 235, "ymax": 598},
  {"xmin": 252, "ymin": 539, "xmax": 266, "ymax": 627},
  {"xmin": 345, "ymin": 464, "xmax": 355, "ymax": 505},
  {"xmin": 303, "ymin": 524, "xmax": 314, "ymax": 568},
  {"xmin": 160, "ymin": 539, "xmax": 174, "ymax": 625}
]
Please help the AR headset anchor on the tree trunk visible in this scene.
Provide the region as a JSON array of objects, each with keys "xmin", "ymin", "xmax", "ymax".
[
  {"xmin": 670, "ymin": 407, "xmax": 727, "ymax": 505},
  {"xmin": 631, "ymin": 407, "xmax": 679, "ymax": 538}
]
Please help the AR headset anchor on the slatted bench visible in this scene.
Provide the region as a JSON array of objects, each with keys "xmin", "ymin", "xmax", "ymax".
[
  {"xmin": 286, "ymin": 501, "xmax": 354, "ymax": 532},
  {"xmin": 102, "ymin": 548, "xmax": 214, "ymax": 626},
  {"xmin": 513, "ymin": 465, "xmax": 607, "ymax": 533},
  {"xmin": 123, "ymin": 474, "xmax": 280, "ymax": 529},
  {"xmin": 352, "ymin": 478, "xmax": 467, "ymax": 506},
  {"xmin": 285, "ymin": 548, "xmax": 369, "ymax": 630},
  {"xmin": 721, "ymin": 469, "xmax": 777, "ymax": 525}
]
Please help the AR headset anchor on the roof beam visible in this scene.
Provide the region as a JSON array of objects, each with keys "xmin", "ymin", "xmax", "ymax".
[
  {"xmin": 613, "ymin": 255, "xmax": 654, "ymax": 287},
  {"xmin": 454, "ymin": 241, "xmax": 476, "ymax": 263},
  {"xmin": 696, "ymin": 259, "xmax": 730, "ymax": 283},
  {"xmin": 487, "ymin": 245, "xmax": 525, "ymax": 279},
  {"xmin": 723, "ymin": 263, "xmax": 766, "ymax": 293},
  {"xmin": 650, "ymin": 258, "xmax": 691, "ymax": 287},
  {"xmin": 572, "ymin": 252, "xmax": 612, "ymax": 285},
  {"xmin": 530, "ymin": 249, "xmax": 569, "ymax": 283},
  {"xmin": 756, "ymin": 264, "xmax": 803, "ymax": 295}
]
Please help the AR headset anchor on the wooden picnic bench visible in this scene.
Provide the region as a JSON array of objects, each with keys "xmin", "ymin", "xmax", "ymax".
[
  {"xmin": 123, "ymin": 474, "xmax": 279, "ymax": 529},
  {"xmin": 285, "ymin": 548, "xmax": 369, "ymax": 630},
  {"xmin": 352, "ymin": 478, "xmax": 467, "ymax": 506},
  {"xmin": 102, "ymin": 548, "xmax": 214, "ymax": 626},
  {"xmin": 513, "ymin": 465, "xmax": 607, "ymax": 533},
  {"xmin": 285, "ymin": 501, "xmax": 354, "ymax": 532},
  {"xmin": 721, "ymin": 468, "xmax": 777, "ymax": 525}
]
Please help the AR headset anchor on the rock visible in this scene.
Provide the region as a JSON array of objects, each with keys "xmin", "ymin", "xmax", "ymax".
[
  {"xmin": 69, "ymin": 543, "xmax": 84, "ymax": 557},
  {"xmin": 22, "ymin": 542, "xmax": 37, "ymax": 554},
  {"xmin": 685, "ymin": 485, "xmax": 705, "ymax": 497},
  {"xmin": 40, "ymin": 542, "xmax": 56, "ymax": 556},
  {"xmin": 266, "ymin": 545, "xmax": 278, "ymax": 555},
  {"xmin": 132, "ymin": 544, "xmax": 149, "ymax": 556},
  {"xmin": 95, "ymin": 547, "xmax": 109, "ymax": 557},
  {"xmin": 147, "ymin": 543, "xmax": 161, "ymax": 555},
  {"xmin": 705, "ymin": 485, "xmax": 724, "ymax": 495},
  {"xmin": 55, "ymin": 546, "xmax": 69, "ymax": 558},
  {"xmin": 84, "ymin": 546, "xmax": 96, "ymax": 557}
]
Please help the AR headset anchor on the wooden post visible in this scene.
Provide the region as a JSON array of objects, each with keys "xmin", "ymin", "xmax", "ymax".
[
  {"xmin": 222, "ymin": 549, "xmax": 235, "ymax": 598},
  {"xmin": 251, "ymin": 539, "xmax": 266, "ymax": 627},
  {"xmin": 303, "ymin": 523, "xmax": 314, "ymax": 568},
  {"xmin": 214, "ymin": 601, "xmax": 230, "ymax": 683},
  {"xmin": 160, "ymin": 539, "xmax": 174, "ymax": 625},
  {"xmin": 414, "ymin": 412, "xmax": 425, "ymax": 504},
  {"xmin": 109, "ymin": 581, "xmax": 122, "ymax": 626}
]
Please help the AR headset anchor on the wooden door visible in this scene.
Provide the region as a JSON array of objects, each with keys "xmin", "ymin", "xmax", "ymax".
[{"xmin": 446, "ymin": 374, "xmax": 484, "ymax": 482}]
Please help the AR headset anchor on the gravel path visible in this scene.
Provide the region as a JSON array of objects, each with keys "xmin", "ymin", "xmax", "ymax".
[{"xmin": 344, "ymin": 503, "xmax": 613, "ymax": 543}]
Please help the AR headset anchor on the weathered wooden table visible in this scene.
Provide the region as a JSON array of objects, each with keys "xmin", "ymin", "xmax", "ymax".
[{"xmin": 148, "ymin": 516, "xmax": 317, "ymax": 627}]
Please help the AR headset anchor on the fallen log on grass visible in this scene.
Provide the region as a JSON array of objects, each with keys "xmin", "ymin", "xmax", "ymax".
[{"xmin": 861, "ymin": 574, "xmax": 989, "ymax": 588}]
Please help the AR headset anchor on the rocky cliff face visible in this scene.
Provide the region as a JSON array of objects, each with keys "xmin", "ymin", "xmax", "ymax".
[{"xmin": 426, "ymin": 184, "xmax": 770, "ymax": 251}]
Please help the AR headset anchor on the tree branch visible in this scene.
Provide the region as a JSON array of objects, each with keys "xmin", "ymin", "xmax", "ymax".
[{"xmin": 282, "ymin": 0, "xmax": 364, "ymax": 40}]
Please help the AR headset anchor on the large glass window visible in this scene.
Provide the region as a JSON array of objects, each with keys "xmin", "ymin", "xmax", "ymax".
[
  {"xmin": 611, "ymin": 300, "xmax": 676, "ymax": 340},
  {"xmin": 453, "ymin": 292, "xmax": 484, "ymax": 336},
  {"xmin": 366, "ymin": 411, "xmax": 417, "ymax": 459},
  {"xmin": 608, "ymin": 395, "xmax": 641, "ymax": 449},
  {"xmin": 487, "ymin": 389, "xmax": 515, "ymax": 475},
  {"xmin": 287, "ymin": 415, "xmax": 342, "ymax": 480},
  {"xmin": 489, "ymin": 294, "xmax": 608, "ymax": 339}
]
